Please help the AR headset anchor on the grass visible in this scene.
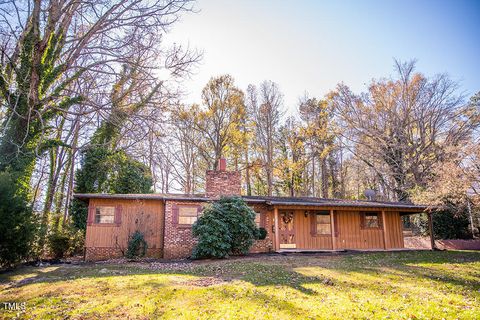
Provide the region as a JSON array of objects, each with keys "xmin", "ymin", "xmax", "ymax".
[{"xmin": 1, "ymin": 250, "xmax": 479, "ymax": 319}]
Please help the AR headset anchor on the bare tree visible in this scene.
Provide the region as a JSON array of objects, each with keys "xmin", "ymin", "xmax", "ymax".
[
  {"xmin": 166, "ymin": 104, "xmax": 202, "ymax": 194},
  {"xmin": 298, "ymin": 96, "xmax": 336, "ymax": 197},
  {"xmin": 332, "ymin": 60, "xmax": 477, "ymax": 201},
  {"xmin": 193, "ymin": 75, "xmax": 245, "ymax": 170},
  {"xmin": 247, "ymin": 81, "xmax": 283, "ymax": 196},
  {"xmin": 0, "ymin": 0, "xmax": 200, "ymax": 254},
  {"xmin": 277, "ymin": 117, "xmax": 305, "ymax": 197}
]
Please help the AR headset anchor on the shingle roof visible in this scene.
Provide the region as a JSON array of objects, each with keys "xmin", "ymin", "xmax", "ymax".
[
  {"xmin": 73, "ymin": 193, "xmax": 209, "ymax": 201},
  {"xmin": 242, "ymin": 196, "xmax": 427, "ymax": 210},
  {"xmin": 74, "ymin": 193, "xmax": 427, "ymax": 211}
]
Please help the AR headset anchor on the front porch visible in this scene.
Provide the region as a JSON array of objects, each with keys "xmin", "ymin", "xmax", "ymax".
[{"xmin": 269, "ymin": 205, "xmax": 430, "ymax": 252}]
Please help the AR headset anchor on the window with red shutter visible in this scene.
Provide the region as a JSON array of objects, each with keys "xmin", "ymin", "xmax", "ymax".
[
  {"xmin": 310, "ymin": 211, "xmax": 331, "ymax": 236},
  {"xmin": 175, "ymin": 204, "xmax": 202, "ymax": 227},
  {"xmin": 94, "ymin": 206, "xmax": 115, "ymax": 224},
  {"xmin": 360, "ymin": 212, "xmax": 381, "ymax": 229}
]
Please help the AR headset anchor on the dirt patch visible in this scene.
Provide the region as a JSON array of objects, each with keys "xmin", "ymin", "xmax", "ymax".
[{"xmin": 182, "ymin": 276, "xmax": 229, "ymax": 287}]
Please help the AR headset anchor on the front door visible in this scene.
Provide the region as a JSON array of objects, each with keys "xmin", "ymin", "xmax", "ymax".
[{"xmin": 279, "ymin": 211, "xmax": 296, "ymax": 249}]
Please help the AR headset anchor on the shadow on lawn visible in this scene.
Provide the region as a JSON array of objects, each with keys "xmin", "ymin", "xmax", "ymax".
[
  {"xmin": 305, "ymin": 250, "xmax": 480, "ymax": 295},
  {"xmin": 0, "ymin": 261, "xmax": 325, "ymax": 296},
  {"xmin": 1, "ymin": 250, "xmax": 479, "ymax": 298}
]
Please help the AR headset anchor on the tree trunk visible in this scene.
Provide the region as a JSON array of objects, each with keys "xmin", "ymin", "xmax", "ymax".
[
  {"xmin": 63, "ymin": 119, "xmax": 79, "ymax": 223},
  {"xmin": 321, "ymin": 156, "xmax": 328, "ymax": 198},
  {"xmin": 311, "ymin": 154, "xmax": 315, "ymax": 197},
  {"xmin": 245, "ymin": 148, "xmax": 252, "ymax": 196}
]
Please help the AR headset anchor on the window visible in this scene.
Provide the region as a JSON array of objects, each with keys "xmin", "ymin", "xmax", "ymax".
[
  {"xmin": 361, "ymin": 212, "xmax": 381, "ymax": 228},
  {"xmin": 95, "ymin": 206, "xmax": 115, "ymax": 224},
  {"xmin": 178, "ymin": 206, "xmax": 200, "ymax": 225},
  {"xmin": 315, "ymin": 211, "xmax": 331, "ymax": 235}
]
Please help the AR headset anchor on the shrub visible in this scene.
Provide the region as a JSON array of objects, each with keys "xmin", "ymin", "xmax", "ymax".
[
  {"xmin": 433, "ymin": 204, "xmax": 472, "ymax": 239},
  {"xmin": 0, "ymin": 171, "xmax": 37, "ymax": 269},
  {"xmin": 408, "ymin": 201, "xmax": 473, "ymax": 239},
  {"xmin": 191, "ymin": 207, "xmax": 231, "ymax": 259},
  {"xmin": 47, "ymin": 231, "xmax": 70, "ymax": 259},
  {"xmin": 47, "ymin": 224, "xmax": 85, "ymax": 259},
  {"xmin": 192, "ymin": 197, "xmax": 258, "ymax": 259},
  {"xmin": 68, "ymin": 228, "xmax": 86, "ymax": 255},
  {"xmin": 256, "ymin": 227, "xmax": 268, "ymax": 240},
  {"xmin": 126, "ymin": 231, "xmax": 147, "ymax": 259}
]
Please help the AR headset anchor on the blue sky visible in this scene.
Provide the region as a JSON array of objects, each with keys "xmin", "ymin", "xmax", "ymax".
[{"xmin": 167, "ymin": 0, "xmax": 480, "ymax": 114}]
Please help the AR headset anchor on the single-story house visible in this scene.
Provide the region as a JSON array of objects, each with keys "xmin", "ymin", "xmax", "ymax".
[{"xmin": 74, "ymin": 160, "xmax": 428, "ymax": 260}]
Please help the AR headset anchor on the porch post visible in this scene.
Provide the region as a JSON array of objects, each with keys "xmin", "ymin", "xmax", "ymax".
[
  {"xmin": 381, "ymin": 210, "xmax": 387, "ymax": 249},
  {"xmin": 330, "ymin": 209, "xmax": 336, "ymax": 250},
  {"xmin": 427, "ymin": 211, "xmax": 436, "ymax": 250},
  {"xmin": 274, "ymin": 207, "xmax": 279, "ymax": 251}
]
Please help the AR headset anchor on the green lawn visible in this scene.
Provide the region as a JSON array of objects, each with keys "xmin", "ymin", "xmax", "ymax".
[{"xmin": 1, "ymin": 251, "xmax": 479, "ymax": 319}]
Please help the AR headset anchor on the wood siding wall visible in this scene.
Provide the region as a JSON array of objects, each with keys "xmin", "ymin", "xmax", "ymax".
[
  {"xmin": 85, "ymin": 199, "xmax": 164, "ymax": 257},
  {"xmin": 292, "ymin": 210, "xmax": 333, "ymax": 249},
  {"xmin": 336, "ymin": 211, "xmax": 384, "ymax": 249},
  {"xmin": 274, "ymin": 209, "xmax": 405, "ymax": 250},
  {"xmin": 384, "ymin": 211, "xmax": 404, "ymax": 249},
  {"xmin": 84, "ymin": 198, "xmax": 407, "ymax": 259}
]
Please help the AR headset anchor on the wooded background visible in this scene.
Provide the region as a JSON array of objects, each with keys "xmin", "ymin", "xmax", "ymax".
[{"xmin": 0, "ymin": 0, "xmax": 478, "ymax": 267}]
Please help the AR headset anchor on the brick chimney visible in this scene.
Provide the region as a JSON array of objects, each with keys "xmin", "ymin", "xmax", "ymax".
[{"xmin": 205, "ymin": 158, "xmax": 241, "ymax": 198}]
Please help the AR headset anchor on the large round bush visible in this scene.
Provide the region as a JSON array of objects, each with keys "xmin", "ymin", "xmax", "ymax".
[{"xmin": 192, "ymin": 197, "xmax": 258, "ymax": 259}]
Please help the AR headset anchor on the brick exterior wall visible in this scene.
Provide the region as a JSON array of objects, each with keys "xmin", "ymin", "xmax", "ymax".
[
  {"xmin": 85, "ymin": 247, "xmax": 162, "ymax": 261},
  {"xmin": 85, "ymin": 247, "xmax": 123, "ymax": 261},
  {"xmin": 250, "ymin": 204, "xmax": 274, "ymax": 253},
  {"xmin": 205, "ymin": 170, "xmax": 241, "ymax": 198},
  {"xmin": 163, "ymin": 200, "xmax": 274, "ymax": 259},
  {"xmin": 163, "ymin": 200, "xmax": 203, "ymax": 259},
  {"xmin": 84, "ymin": 165, "xmax": 273, "ymax": 261},
  {"xmin": 163, "ymin": 166, "xmax": 274, "ymax": 258}
]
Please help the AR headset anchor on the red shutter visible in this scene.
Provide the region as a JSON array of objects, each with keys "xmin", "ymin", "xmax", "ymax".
[
  {"xmin": 360, "ymin": 212, "xmax": 365, "ymax": 229},
  {"xmin": 172, "ymin": 204, "xmax": 179, "ymax": 224},
  {"xmin": 114, "ymin": 205, "xmax": 122, "ymax": 226},
  {"xmin": 87, "ymin": 206, "xmax": 95, "ymax": 226},
  {"xmin": 333, "ymin": 211, "xmax": 339, "ymax": 237},
  {"xmin": 310, "ymin": 212, "xmax": 317, "ymax": 236}
]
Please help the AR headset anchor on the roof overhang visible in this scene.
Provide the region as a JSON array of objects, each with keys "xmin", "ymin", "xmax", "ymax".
[
  {"xmin": 74, "ymin": 193, "xmax": 429, "ymax": 213},
  {"xmin": 266, "ymin": 201, "xmax": 425, "ymax": 210},
  {"xmin": 73, "ymin": 193, "xmax": 210, "ymax": 202}
]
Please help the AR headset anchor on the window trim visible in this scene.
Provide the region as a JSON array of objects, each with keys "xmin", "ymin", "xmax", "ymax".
[
  {"xmin": 87, "ymin": 205, "xmax": 122, "ymax": 227},
  {"xmin": 95, "ymin": 206, "xmax": 115, "ymax": 224},
  {"xmin": 360, "ymin": 211, "xmax": 382, "ymax": 229},
  {"xmin": 310, "ymin": 211, "xmax": 332, "ymax": 237},
  {"xmin": 173, "ymin": 204, "xmax": 202, "ymax": 228}
]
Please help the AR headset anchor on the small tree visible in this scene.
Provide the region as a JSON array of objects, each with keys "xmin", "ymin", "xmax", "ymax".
[
  {"xmin": 71, "ymin": 148, "xmax": 153, "ymax": 232},
  {"xmin": 192, "ymin": 197, "xmax": 258, "ymax": 259},
  {"xmin": 0, "ymin": 172, "xmax": 37, "ymax": 269}
]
